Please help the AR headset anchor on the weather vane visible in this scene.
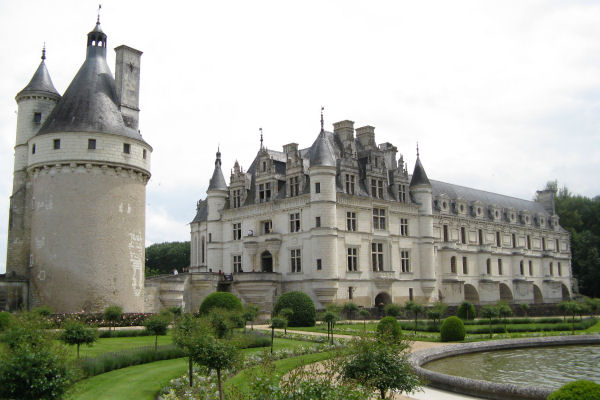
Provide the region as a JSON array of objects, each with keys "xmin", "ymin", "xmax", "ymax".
[
  {"xmin": 320, "ymin": 106, "xmax": 324, "ymax": 131},
  {"xmin": 416, "ymin": 142, "xmax": 420, "ymax": 158},
  {"xmin": 97, "ymin": 4, "xmax": 102, "ymax": 24},
  {"xmin": 259, "ymin": 128, "xmax": 263, "ymax": 149},
  {"xmin": 41, "ymin": 42, "xmax": 46, "ymax": 60}
]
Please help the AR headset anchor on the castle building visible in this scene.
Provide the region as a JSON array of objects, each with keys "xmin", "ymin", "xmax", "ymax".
[
  {"xmin": 2, "ymin": 19, "xmax": 151, "ymax": 312},
  {"xmin": 182, "ymin": 117, "xmax": 572, "ymax": 312}
]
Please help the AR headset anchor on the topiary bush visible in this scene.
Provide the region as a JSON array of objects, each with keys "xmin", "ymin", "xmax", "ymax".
[
  {"xmin": 456, "ymin": 301, "xmax": 476, "ymax": 320},
  {"xmin": 547, "ymin": 380, "xmax": 600, "ymax": 400},
  {"xmin": 376, "ymin": 316, "xmax": 402, "ymax": 342},
  {"xmin": 440, "ymin": 316, "xmax": 466, "ymax": 342},
  {"xmin": 273, "ymin": 291, "xmax": 316, "ymax": 327},
  {"xmin": 199, "ymin": 292, "xmax": 242, "ymax": 315}
]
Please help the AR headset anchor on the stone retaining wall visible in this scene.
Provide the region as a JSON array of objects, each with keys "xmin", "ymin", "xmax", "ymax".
[{"xmin": 409, "ymin": 335, "xmax": 600, "ymax": 400}]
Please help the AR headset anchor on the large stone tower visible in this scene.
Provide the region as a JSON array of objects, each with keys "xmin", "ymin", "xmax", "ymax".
[{"xmin": 5, "ymin": 19, "xmax": 152, "ymax": 312}]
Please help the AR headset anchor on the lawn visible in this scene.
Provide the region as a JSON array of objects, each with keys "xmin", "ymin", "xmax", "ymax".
[
  {"xmin": 63, "ymin": 333, "xmax": 175, "ymax": 359},
  {"xmin": 69, "ymin": 337, "xmax": 312, "ymax": 400}
]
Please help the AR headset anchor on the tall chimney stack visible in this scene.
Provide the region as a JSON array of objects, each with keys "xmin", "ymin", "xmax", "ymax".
[{"xmin": 115, "ymin": 45, "xmax": 142, "ymax": 130}]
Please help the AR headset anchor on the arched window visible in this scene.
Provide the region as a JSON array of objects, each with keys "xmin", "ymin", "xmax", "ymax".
[
  {"xmin": 450, "ymin": 256, "xmax": 457, "ymax": 273},
  {"xmin": 486, "ymin": 258, "xmax": 491, "ymax": 275}
]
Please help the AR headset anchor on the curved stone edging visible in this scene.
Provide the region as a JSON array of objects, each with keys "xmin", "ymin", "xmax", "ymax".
[{"xmin": 409, "ymin": 334, "xmax": 600, "ymax": 400}]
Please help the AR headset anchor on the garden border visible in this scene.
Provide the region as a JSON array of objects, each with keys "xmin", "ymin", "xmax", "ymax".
[{"xmin": 409, "ymin": 334, "xmax": 600, "ymax": 400}]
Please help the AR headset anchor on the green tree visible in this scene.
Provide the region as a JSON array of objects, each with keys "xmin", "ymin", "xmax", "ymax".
[
  {"xmin": 273, "ymin": 291, "xmax": 316, "ymax": 327},
  {"xmin": 145, "ymin": 241, "xmax": 190, "ymax": 276},
  {"xmin": 278, "ymin": 308, "xmax": 294, "ymax": 334},
  {"xmin": 342, "ymin": 302, "xmax": 359, "ymax": 320},
  {"xmin": 359, "ymin": 309, "xmax": 370, "ymax": 331},
  {"xmin": 384, "ymin": 303, "xmax": 402, "ymax": 317},
  {"xmin": 172, "ymin": 314, "xmax": 209, "ymax": 387},
  {"xmin": 558, "ymin": 301, "xmax": 579, "ymax": 334},
  {"xmin": 144, "ymin": 314, "xmax": 170, "ymax": 350},
  {"xmin": 191, "ymin": 334, "xmax": 240, "ymax": 400},
  {"xmin": 426, "ymin": 302, "xmax": 447, "ymax": 328},
  {"xmin": 496, "ymin": 301, "xmax": 513, "ymax": 332},
  {"xmin": 323, "ymin": 311, "xmax": 338, "ymax": 345},
  {"xmin": 519, "ymin": 303, "xmax": 530, "ymax": 317},
  {"xmin": 404, "ymin": 301, "xmax": 425, "ymax": 334},
  {"xmin": 59, "ymin": 319, "xmax": 98, "ymax": 359},
  {"xmin": 242, "ymin": 304, "xmax": 260, "ymax": 331},
  {"xmin": 456, "ymin": 301, "xmax": 476, "ymax": 320},
  {"xmin": 270, "ymin": 317, "xmax": 287, "ymax": 353},
  {"xmin": 376, "ymin": 316, "xmax": 402, "ymax": 343},
  {"xmin": 479, "ymin": 305, "xmax": 499, "ymax": 338},
  {"xmin": 199, "ymin": 292, "xmax": 243, "ymax": 315},
  {"xmin": 342, "ymin": 337, "xmax": 421, "ymax": 399},
  {"xmin": 0, "ymin": 312, "xmax": 74, "ymax": 400},
  {"xmin": 103, "ymin": 305, "xmax": 122, "ymax": 331}
]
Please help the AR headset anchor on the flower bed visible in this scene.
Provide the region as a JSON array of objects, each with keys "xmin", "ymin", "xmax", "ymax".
[{"xmin": 48, "ymin": 313, "xmax": 153, "ymax": 328}]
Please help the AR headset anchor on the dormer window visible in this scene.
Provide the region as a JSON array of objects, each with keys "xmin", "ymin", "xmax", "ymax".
[
  {"xmin": 345, "ymin": 174, "xmax": 355, "ymax": 195},
  {"xmin": 259, "ymin": 182, "xmax": 271, "ymax": 203},
  {"xmin": 289, "ymin": 176, "xmax": 300, "ymax": 197},
  {"xmin": 262, "ymin": 161, "xmax": 267, "ymax": 172},
  {"xmin": 398, "ymin": 184, "xmax": 407, "ymax": 202},
  {"xmin": 232, "ymin": 189, "xmax": 242, "ymax": 208},
  {"xmin": 371, "ymin": 179, "xmax": 384, "ymax": 199}
]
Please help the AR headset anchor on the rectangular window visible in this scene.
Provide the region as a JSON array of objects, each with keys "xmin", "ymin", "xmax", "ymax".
[
  {"xmin": 233, "ymin": 255, "xmax": 242, "ymax": 273},
  {"xmin": 461, "ymin": 227, "xmax": 466, "ymax": 244},
  {"xmin": 143, "ymin": 149, "xmax": 147, "ymax": 159},
  {"xmin": 346, "ymin": 211, "xmax": 356, "ymax": 231},
  {"xmin": 399, "ymin": 184, "xmax": 407, "ymax": 202},
  {"xmin": 232, "ymin": 223, "xmax": 241, "ymax": 240},
  {"xmin": 123, "ymin": 143, "xmax": 131, "ymax": 154},
  {"xmin": 371, "ymin": 243, "xmax": 384, "ymax": 271},
  {"xmin": 409, "ymin": 288, "xmax": 414, "ymax": 301},
  {"xmin": 289, "ymin": 212, "xmax": 301, "ymax": 232},
  {"xmin": 208, "ymin": 233, "xmax": 212, "ymax": 243},
  {"xmin": 262, "ymin": 220, "xmax": 272, "ymax": 234},
  {"xmin": 512, "ymin": 233, "xmax": 517, "ymax": 248},
  {"xmin": 259, "ymin": 182, "xmax": 272, "ymax": 203},
  {"xmin": 401, "ymin": 250, "xmax": 410, "ymax": 273},
  {"xmin": 443, "ymin": 225, "xmax": 449, "ymax": 242},
  {"xmin": 556, "ymin": 239, "xmax": 560, "ymax": 252},
  {"xmin": 345, "ymin": 174, "xmax": 355, "ymax": 195},
  {"xmin": 316, "ymin": 259, "xmax": 322, "ymax": 270},
  {"xmin": 290, "ymin": 249, "xmax": 301, "ymax": 273},
  {"xmin": 347, "ymin": 247, "xmax": 358, "ymax": 271},
  {"xmin": 371, "ymin": 178, "xmax": 384, "ymax": 198},
  {"xmin": 478, "ymin": 229, "xmax": 483, "ymax": 244},
  {"xmin": 53, "ymin": 139, "xmax": 60, "ymax": 150},
  {"xmin": 496, "ymin": 232, "xmax": 501, "ymax": 247},
  {"xmin": 33, "ymin": 112, "xmax": 42, "ymax": 124},
  {"xmin": 486, "ymin": 258, "xmax": 491, "ymax": 275},
  {"xmin": 529, "ymin": 260, "xmax": 533, "ymax": 276},
  {"xmin": 400, "ymin": 218, "xmax": 409, "ymax": 236},
  {"xmin": 262, "ymin": 161, "xmax": 267, "ymax": 172},
  {"xmin": 450, "ymin": 256, "xmax": 457, "ymax": 273},
  {"xmin": 349, "ymin": 287, "xmax": 354, "ymax": 300},
  {"xmin": 232, "ymin": 189, "xmax": 242, "ymax": 208},
  {"xmin": 315, "ymin": 182, "xmax": 320, "ymax": 193},
  {"xmin": 315, "ymin": 216, "xmax": 321, "ymax": 228},
  {"xmin": 498, "ymin": 259, "xmax": 503, "ymax": 275},
  {"xmin": 558, "ymin": 262, "xmax": 562, "ymax": 276},
  {"xmin": 289, "ymin": 176, "xmax": 300, "ymax": 197},
  {"xmin": 520, "ymin": 260, "xmax": 524, "ymax": 275},
  {"xmin": 88, "ymin": 139, "xmax": 96, "ymax": 150},
  {"xmin": 31, "ymin": 144, "xmax": 36, "ymax": 154},
  {"xmin": 527, "ymin": 235, "xmax": 531, "ymax": 250},
  {"xmin": 462, "ymin": 257, "xmax": 468, "ymax": 274},
  {"xmin": 373, "ymin": 208, "xmax": 386, "ymax": 230},
  {"xmin": 542, "ymin": 237, "xmax": 546, "ymax": 251},
  {"xmin": 549, "ymin": 262, "xmax": 553, "ymax": 276}
]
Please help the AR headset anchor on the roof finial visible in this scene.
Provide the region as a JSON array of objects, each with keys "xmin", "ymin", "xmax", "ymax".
[
  {"xmin": 416, "ymin": 142, "xmax": 420, "ymax": 158},
  {"xmin": 97, "ymin": 4, "xmax": 102, "ymax": 25},
  {"xmin": 259, "ymin": 127, "xmax": 263, "ymax": 149},
  {"xmin": 320, "ymin": 106, "xmax": 325, "ymax": 132},
  {"xmin": 41, "ymin": 42, "xmax": 46, "ymax": 60}
]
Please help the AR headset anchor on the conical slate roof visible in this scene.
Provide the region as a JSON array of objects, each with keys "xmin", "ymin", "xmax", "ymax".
[
  {"xmin": 409, "ymin": 156, "xmax": 431, "ymax": 187},
  {"xmin": 37, "ymin": 23, "xmax": 144, "ymax": 141},
  {"xmin": 208, "ymin": 150, "xmax": 228, "ymax": 191},
  {"xmin": 17, "ymin": 55, "xmax": 60, "ymax": 99},
  {"xmin": 309, "ymin": 130, "xmax": 336, "ymax": 167}
]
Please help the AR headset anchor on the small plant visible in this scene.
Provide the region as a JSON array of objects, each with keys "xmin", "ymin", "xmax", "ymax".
[
  {"xmin": 427, "ymin": 302, "xmax": 447, "ymax": 328},
  {"xmin": 547, "ymin": 380, "xmax": 600, "ymax": 400},
  {"xmin": 273, "ymin": 291, "xmax": 316, "ymax": 327},
  {"xmin": 404, "ymin": 301, "xmax": 425, "ymax": 334},
  {"xmin": 342, "ymin": 302, "xmax": 360, "ymax": 320},
  {"xmin": 359, "ymin": 309, "xmax": 370, "ymax": 331},
  {"xmin": 103, "ymin": 305, "xmax": 123, "ymax": 332},
  {"xmin": 440, "ymin": 316, "xmax": 465, "ymax": 342},
  {"xmin": 144, "ymin": 313, "xmax": 170, "ymax": 350},
  {"xmin": 479, "ymin": 305, "xmax": 499, "ymax": 338},
  {"xmin": 242, "ymin": 303, "xmax": 260, "ymax": 331},
  {"xmin": 456, "ymin": 301, "xmax": 476, "ymax": 320},
  {"xmin": 32, "ymin": 305, "xmax": 53, "ymax": 317},
  {"xmin": 323, "ymin": 311, "xmax": 339, "ymax": 344},
  {"xmin": 190, "ymin": 335, "xmax": 240, "ymax": 400},
  {"xmin": 519, "ymin": 303, "xmax": 530, "ymax": 317},
  {"xmin": 270, "ymin": 317, "xmax": 287, "ymax": 353},
  {"xmin": 0, "ymin": 311, "xmax": 14, "ymax": 332},
  {"xmin": 279, "ymin": 308, "xmax": 294, "ymax": 334},
  {"xmin": 59, "ymin": 319, "xmax": 98, "ymax": 359},
  {"xmin": 558, "ymin": 301, "xmax": 579, "ymax": 334},
  {"xmin": 384, "ymin": 303, "xmax": 402, "ymax": 317},
  {"xmin": 199, "ymin": 292, "xmax": 242, "ymax": 315},
  {"xmin": 497, "ymin": 301, "xmax": 513, "ymax": 332},
  {"xmin": 376, "ymin": 316, "xmax": 402, "ymax": 343}
]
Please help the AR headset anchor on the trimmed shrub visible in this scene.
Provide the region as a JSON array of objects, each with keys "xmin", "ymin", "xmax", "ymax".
[
  {"xmin": 440, "ymin": 316, "xmax": 466, "ymax": 342},
  {"xmin": 376, "ymin": 316, "xmax": 402, "ymax": 342},
  {"xmin": 274, "ymin": 291, "xmax": 316, "ymax": 327},
  {"xmin": 547, "ymin": 380, "xmax": 600, "ymax": 400},
  {"xmin": 230, "ymin": 331, "xmax": 271, "ymax": 349},
  {"xmin": 199, "ymin": 292, "xmax": 242, "ymax": 315},
  {"xmin": 456, "ymin": 301, "xmax": 476, "ymax": 320},
  {"xmin": 384, "ymin": 303, "xmax": 403, "ymax": 317},
  {"xmin": 99, "ymin": 329, "xmax": 152, "ymax": 338}
]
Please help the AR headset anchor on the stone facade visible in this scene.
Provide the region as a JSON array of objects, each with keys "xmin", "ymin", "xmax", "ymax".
[
  {"xmin": 3, "ymin": 21, "xmax": 151, "ymax": 312},
  {"xmin": 181, "ymin": 119, "xmax": 572, "ymax": 313}
]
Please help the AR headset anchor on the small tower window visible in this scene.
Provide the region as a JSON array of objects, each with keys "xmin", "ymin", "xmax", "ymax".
[
  {"xmin": 315, "ymin": 182, "xmax": 321, "ymax": 193},
  {"xmin": 33, "ymin": 112, "xmax": 42, "ymax": 124},
  {"xmin": 53, "ymin": 139, "xmax": 60, "ymax": 150},
  {"xmin": 123, "ymin": 143, "xmax": 131, "ymax": 154},
  {"xmin": 143, "ymin": 149, "xmax": 147, "ymax": 159},
  {"xmin": 31, "ymin": 144, "xmax": 36, "ymax": 154},
  {"xmin": 315, "ymin": 216, "xmax": 321, "ymax": 228},
  {"xmin": 88, "ymin": 139, "xmax": 96, "ymax": 150},
  {"xmin": 316, "ymin": 259, "xmax": 322, "ymax": 270}
]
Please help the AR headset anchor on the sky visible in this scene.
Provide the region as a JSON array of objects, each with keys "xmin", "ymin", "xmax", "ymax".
[{"xmin": 1, "ymin": 1, "xmax": 599, "ymax": 273}]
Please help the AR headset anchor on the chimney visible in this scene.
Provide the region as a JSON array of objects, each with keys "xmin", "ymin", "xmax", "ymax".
[
  {"xmin": 535, "ymin": 189, "xmax": 556, "ymax": 215},
  {"xmin": 356, "ymin": 125, "xmax": 375, "ymax": 147},
  {"xmin": 333, "ymin": 120, "xmax": 354, "ymax": 142},
  {"xmin": 115, "ymin": 45, "xmax": 143, "ymax": 130}
]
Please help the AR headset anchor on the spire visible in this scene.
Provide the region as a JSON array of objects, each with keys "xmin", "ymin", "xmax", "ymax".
[
  {"xmin": 409, "ymin": 145, "xmax": 431, "ymax": 187},
  {"xmin": 87, "ymin": 10, "xmax": 107, "ymax": 58},
  {"xmin": 320, "ymin": 106, "xmax": 325, "ymax": 133},
  {"xmin": 208, "ymin": 148, "xmax": 228, "ymax": 191},
  {"xmin": 259, "ymin": 128, "xmax": 263, "ymax": 149},
  {"xmin": 309, "ymin": 112, "xmax": 336, "ymax": 167},
  {"xmin": 16, "ymin": 46, "xmax": 60, "ymax": 100}
]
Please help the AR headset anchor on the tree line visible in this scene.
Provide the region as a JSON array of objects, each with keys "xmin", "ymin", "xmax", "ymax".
[{"xmin": 145, "ymin": 241, "xmax": 190, "ymax": 276}]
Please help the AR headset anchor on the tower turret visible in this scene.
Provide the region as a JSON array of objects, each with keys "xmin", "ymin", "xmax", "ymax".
[
  {"xmin": 206, "ymin": 149, "xmax": 228, "ymax": 272},
  {"xmin": 6, "ymin": 47, "xmax": 61, "ymax": 281}
]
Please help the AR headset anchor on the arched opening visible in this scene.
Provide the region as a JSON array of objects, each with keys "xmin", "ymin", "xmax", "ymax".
[
  {"xmin": 499, "ymin": 283, "xmax": 513, "ymax": 302},
  {"xmin": 533, "ymin": 284, "xmax": 543, "ymax": 304},
  {"xmin": 374, "ymin": 292, "xmax": 392, "ymax": 308},
  {"xmin": 464, "ymin": 284, "xmax": 480, "ymax": 304},
  {"xmin": 561, "ymin": 283, "xmax": 570, "ymax": 301},
  {"xmin": 261, "ymin": 251, "xmax": 273, "ymax": 273}
]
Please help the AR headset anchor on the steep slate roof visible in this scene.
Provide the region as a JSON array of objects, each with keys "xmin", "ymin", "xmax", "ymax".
[
  {"xmin": 191, "ymin": 199, "xmax": 207, "ymax": 223},
  {"xmin": 430, "ymin": 179, "xmax": 549, "ymax": 215},
  {"xmin": 17, "ymin": 56, "xmax": 60, "ymax": 98},
  {"xmin": 309, "ymin": 130, "xmax": 337, "ymax": 167},
  {"xmin": 208, "ymin": 151, "xmax": 228, "ymax": 191},
  {"xmin": 37, "ymin": 22, "xmax": 144, "ymax": 142},
  {"xmin": 409, "ymin": 156, "xmax": 431, "ymax": 187}
]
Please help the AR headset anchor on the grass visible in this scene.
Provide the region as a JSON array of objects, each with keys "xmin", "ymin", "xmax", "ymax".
[
  {"xmin": 69, "ymin": 338, "xmax": 312, "ymax": 400},
  {"xmin": 63, "ymin": 333, "xmax": 175, "ymax": 360}
]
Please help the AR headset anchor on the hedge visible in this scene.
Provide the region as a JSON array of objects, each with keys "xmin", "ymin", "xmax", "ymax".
[
  {"xmin": 274, "ymin": 291, "xmax": 316, "ymax": 327},
  {"xmin": 547, "ymin": 380, "xmax": 600, "ymax": 400}
]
